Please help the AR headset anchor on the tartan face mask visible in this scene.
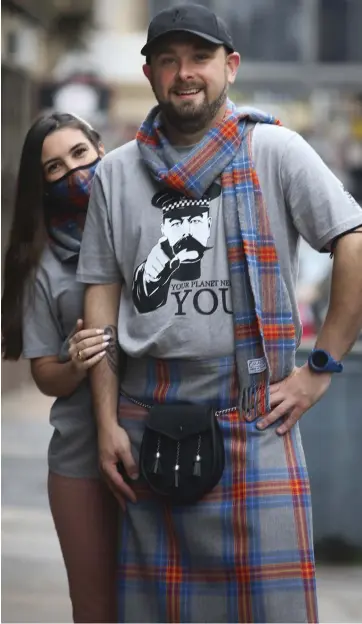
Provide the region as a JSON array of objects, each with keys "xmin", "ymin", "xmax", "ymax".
[
  {"xmin": 44, "ymin": 158, "xmax": 100, "ymax": 214},
  {"xmin": 44, "ymin": 158, "xmax": 100, "ymax": 257}
]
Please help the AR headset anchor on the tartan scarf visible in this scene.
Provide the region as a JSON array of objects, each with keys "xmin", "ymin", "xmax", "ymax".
[
  {"xmin": 136, "ymin": 100, "xmax": 296, "ymax": 416},
  {"xmin": 44, "ymin": 159, "xmax": 100, "ymax": 262}
]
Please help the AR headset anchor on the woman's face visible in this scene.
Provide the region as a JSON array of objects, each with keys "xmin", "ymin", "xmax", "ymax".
[{"xmin": 41, "ymin": 127, "xmax": 101, "ymax": 182}]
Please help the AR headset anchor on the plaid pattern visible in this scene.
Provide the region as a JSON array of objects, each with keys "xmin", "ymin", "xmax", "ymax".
[
  {"xmin": 137, "ymin": 102, "xmax": 296, "ymax": 415},
  {"xmin": 121, "ymin": 355, "xmax": 240, "ymax": 411},
  {"xmin": 117, "ymin": 381, "xmax": 318, "ymax": 623},
  {"xmin": 46, "ymin": 160, "xmax": 99, "ymax": 259}
]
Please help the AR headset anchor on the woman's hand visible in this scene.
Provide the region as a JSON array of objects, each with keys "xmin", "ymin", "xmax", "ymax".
[{"xmin": 68, "ymin": 319, "xmax": 110, "ymax": 372}]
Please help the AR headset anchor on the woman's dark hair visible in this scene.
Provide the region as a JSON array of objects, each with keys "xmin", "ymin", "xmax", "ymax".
[{"xmin": 1, "ymin": 112, "xmax": 101, "ymax": 360}]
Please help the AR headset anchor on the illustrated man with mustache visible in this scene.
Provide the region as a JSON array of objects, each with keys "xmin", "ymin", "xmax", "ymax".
[{"xmin": 132, "ymin": 187, "xmax": 219, "ymax": 313}]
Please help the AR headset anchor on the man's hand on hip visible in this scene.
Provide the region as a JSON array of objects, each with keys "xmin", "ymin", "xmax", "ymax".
[
  {"xmin": 98, "ymin": 421, "xmax": 138, "ymax": 510},
  {"xmin": 257, "ymin": 365, "xmax": 331, "ymax": 436}
]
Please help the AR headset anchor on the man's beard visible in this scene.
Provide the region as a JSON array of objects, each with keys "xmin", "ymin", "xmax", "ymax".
[{"xmin": 154, "ymin": 79, "xmax": 228, "ymax": 134}]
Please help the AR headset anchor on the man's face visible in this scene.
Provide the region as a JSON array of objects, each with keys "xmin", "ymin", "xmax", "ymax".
[
  {"xmin": 143, "ymin": 34, "xmax": 240, "ymax": 134},
  {"xmin": 162, "ymin": 211, "xmax": 211, "ymax": 253}
]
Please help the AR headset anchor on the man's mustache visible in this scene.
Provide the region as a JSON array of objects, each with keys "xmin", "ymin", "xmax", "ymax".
[{"xmin": 173, "ymin": 234, "xmax": 210, "ymax": 258}]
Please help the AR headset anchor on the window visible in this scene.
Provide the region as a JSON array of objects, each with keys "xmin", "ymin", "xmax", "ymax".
[{"xmin": 319, "ymin": 0, "xmax": 362, "ymax": 62}]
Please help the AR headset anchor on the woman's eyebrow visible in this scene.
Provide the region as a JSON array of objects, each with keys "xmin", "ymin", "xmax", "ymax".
[
  {"xmin": 70, "ymin": 142, "xmax": 87, "ymax": 151},
  {"xmin": 43, "ymin": 143, "xmax": 86, "ymax": 167}
]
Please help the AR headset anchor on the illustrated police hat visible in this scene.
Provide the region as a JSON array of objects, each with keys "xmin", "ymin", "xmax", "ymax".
[{"xmin": 151, "ymin": 185, "xmax": 221, "ymax": 218}]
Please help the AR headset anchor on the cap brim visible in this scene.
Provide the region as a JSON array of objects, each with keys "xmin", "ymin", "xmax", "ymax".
[{"xmin": 141, "ymin": 29, "xmax": 231, "ymax": 56}]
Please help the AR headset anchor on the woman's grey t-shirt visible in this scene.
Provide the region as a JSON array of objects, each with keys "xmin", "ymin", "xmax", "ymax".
[{"xmin": 22, "ymin": 245, "xmax": 99, "ymax": 478}]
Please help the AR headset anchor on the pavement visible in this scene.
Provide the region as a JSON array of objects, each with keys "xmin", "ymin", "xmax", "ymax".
[{"xmin": 1, "ymin": 382, "xmax": 362, "ymax": 623}]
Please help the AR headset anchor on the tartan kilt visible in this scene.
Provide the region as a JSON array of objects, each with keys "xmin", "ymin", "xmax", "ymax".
[{"xmin": 117, "ymin": 394, "xmax": 318, "ymax": 623}]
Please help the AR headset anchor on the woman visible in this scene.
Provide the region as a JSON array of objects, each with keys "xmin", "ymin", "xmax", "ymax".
[{"xmin": 2, "ymin": 112, "xmax": 118, "ymax": 623}]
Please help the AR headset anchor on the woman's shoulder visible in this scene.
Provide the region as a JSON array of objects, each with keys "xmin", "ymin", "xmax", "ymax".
[
  {"xmin": 25, "ymin": 244, "xmax": 80, "ymax": 312},
  {"xmin": 34, "ymin": 244, "xmax": 66, "ymax": 287}
]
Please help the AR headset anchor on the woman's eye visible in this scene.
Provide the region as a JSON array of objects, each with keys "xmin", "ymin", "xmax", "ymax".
[
  {"xmin": 73, "ymin": 146, "xmax": 87, "ymax": 158},
  {"xmin": 47, "ymin": 163, "xmax": 59, "ymax": 174}
]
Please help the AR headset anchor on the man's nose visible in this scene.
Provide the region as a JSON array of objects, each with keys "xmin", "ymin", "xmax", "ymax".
[{"xmin": 177, "ymin": 60, "xmax": 195, "ymax": 82}]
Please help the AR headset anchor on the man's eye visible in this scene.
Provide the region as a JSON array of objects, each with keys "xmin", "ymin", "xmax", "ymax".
[
  {"xmin": 159, "ymin": 57, "xmax": 176, "ymax": 66},
  {"xmin": 195, "ymin": 53, "xmax": 209, "ymax": 62}
]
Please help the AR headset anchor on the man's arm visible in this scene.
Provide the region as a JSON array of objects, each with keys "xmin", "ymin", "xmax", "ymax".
[
  {"xmin": 85, "ymin": 283, "xmax": 120, "ymax": 428},
  {"xmin": 84, "ymin": 282, "xmax": 138, "ymax": 508},
  {"xmin": 259, "ymin": 229, "xmax": 362, "ymax": 435},
  {"xmin": 314, "ymin": 228, "xmax": 362, "ymax": 358},
  {"xmin": 254, "ymin": 128, "xmax": 362, "ymax": 435}
]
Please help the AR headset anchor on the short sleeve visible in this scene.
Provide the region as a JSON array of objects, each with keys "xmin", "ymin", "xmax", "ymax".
[
  {"xmin": 281, "ymin": 133, "xmax": 362, "ymax": 251},
  {"xmin": 77, "ymin": 166, "xmax": 121, "ymax": 284},
  {"xmin": 22, "ymin": 276, "xmax": 63, "ymax": 359}
]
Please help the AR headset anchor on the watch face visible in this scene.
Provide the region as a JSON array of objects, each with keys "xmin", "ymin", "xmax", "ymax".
[{"xmin": 312, "ymin": 350, "xmax": 329, "ymax": 368}]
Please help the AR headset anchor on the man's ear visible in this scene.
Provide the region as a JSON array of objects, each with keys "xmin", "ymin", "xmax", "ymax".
[
  {"xmin": 226, "ymin": 52, "xmax": 240, "ymax": 85},
  {"xmin": 98, "ymin": 142, "xmax": 106, "ymax": 157},
  {"xmin": 143, "ymin": 63, "xmax": 152, "ymax": 83}
]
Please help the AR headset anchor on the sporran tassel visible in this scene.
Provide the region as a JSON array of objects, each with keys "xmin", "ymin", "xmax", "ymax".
[
  {"xmin": 152, "ymin": 452, "xmax": 162, "ymax": 475},
  {"xmin": 152, "ymin": 438, "xmax": 162, "ymax": 474},
  {"xmin": 174, "ymin": 464, "xmax": 180, "ymax": 487},
  {"xmin": 193, "ymin": 435, "xmax": 202, "ymax": 477},
  {"xmin": 193, "ymin": 455, "xmax": 202, "ymax": 477},
  {"xmin": 174, "ymin": 441, "xmax": 181, "ymax": 488}
]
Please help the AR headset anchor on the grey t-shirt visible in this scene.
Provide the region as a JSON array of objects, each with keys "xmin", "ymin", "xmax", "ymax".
[
  {"xmin": 77, "ymin": 124, "xmax": 362, "ymax": 399},
  {"xmin": 23, "ymin": 245, "xmax": 99, "ymax": 478}
]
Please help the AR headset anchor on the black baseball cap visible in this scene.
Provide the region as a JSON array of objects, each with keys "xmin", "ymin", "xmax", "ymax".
[{"xmin": 141, "ymin": 3, "xmax": 235, "ymax": 57}]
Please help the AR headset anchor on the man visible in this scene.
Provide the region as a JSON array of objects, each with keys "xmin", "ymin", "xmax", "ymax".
[{"xmin": 77, "ymin": 4, "xmax": 362, "ymax": 623}]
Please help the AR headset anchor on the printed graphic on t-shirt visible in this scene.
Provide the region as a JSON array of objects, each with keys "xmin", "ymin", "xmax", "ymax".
[{"xmin": 132, "ymin": 185, "xmax": 222, "ymax": 314}]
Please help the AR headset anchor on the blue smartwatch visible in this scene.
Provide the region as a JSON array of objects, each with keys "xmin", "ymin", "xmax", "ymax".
[{"xmin": 307, "ymin": 349, "xmax": 343, "ymax": 374}]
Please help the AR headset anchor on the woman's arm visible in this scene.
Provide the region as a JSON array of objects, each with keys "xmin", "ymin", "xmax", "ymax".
[
  {"xmin": 31, "ymin": 356, "xmax": 85, "ymax": 398},
  {"xmin": 31, "ymin": 320, "xmax": 111, "ymax": 398}
]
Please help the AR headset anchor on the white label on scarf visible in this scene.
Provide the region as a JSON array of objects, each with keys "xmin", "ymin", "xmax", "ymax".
[{"xmin": 248, "ymin": 357, "xmax": 267, "ymax": 374}]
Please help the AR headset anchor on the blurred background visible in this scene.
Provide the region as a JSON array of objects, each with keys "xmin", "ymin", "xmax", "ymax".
[{"xmin": 1, "ymin": 0, "xmax": 362, "ymax": 622}]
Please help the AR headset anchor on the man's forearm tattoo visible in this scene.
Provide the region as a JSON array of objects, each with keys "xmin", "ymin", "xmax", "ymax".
[{"xmin": 103, "ymin": 325, "xmax": 120, "ymax": 375}]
